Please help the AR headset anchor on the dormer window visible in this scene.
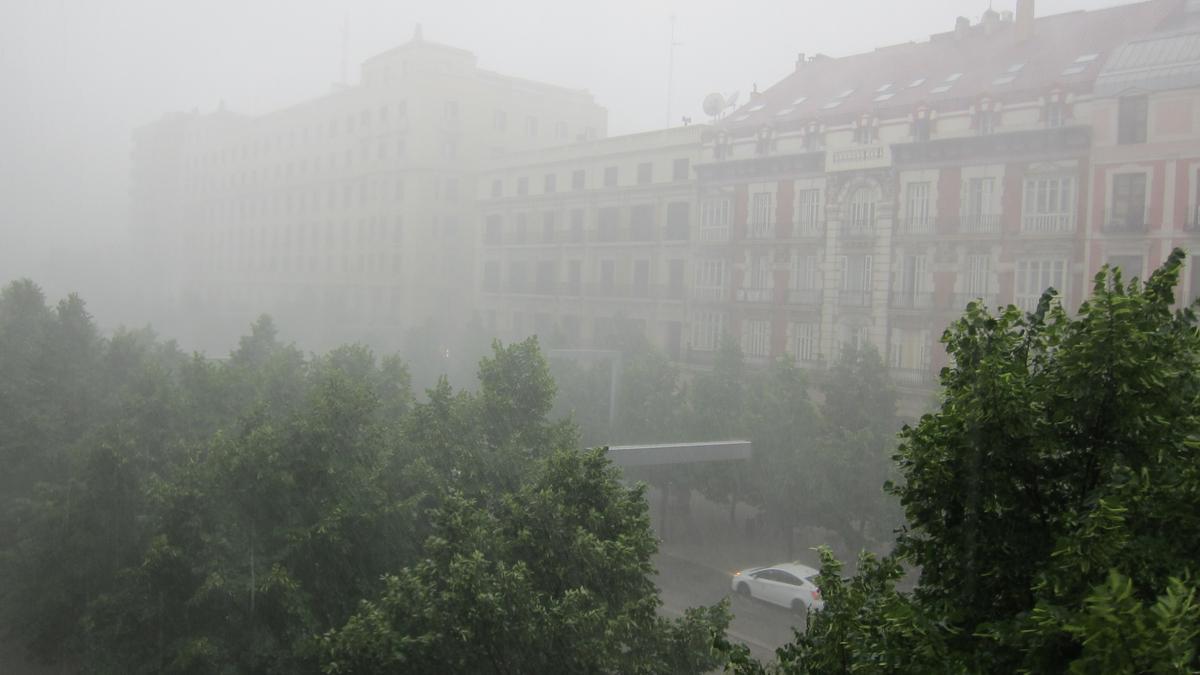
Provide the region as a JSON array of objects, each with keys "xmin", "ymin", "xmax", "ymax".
[
  {"xmin": 803, "ymin": 123, "xmax": 823, "ymax": 151},
  {"xmin": 853, "ymin": 116, "xmax": 878, "ymax": 144},
  {"xmin": 1045, "ymin": 98, "xmax": 1066, "ymax": 128},
  {"xmin": 975, "ymin": 100, "xmax": 999, "ymax": 135},
  {"xmin": 913, "ymin": 109, "xmax": 933, "ymax": 142},
  {"xmin": 755, "ymin": 125, "xmax": 776, "ymax": 155}
]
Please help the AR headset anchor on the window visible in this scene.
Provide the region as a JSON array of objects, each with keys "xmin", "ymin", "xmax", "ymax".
[
  {"xmin": 669, "ymin": 259, "xmax": 685, "ymax": 298},
  {"xmin": 1015, "ymin": 258, "xmax": 1067, "ymax": 312},
  {"xmin": 693, "ymin": 260, "xmax": 726, "ymax": 300},
  {"xmin": 633, "ymin": 260, "xmax": 650, "ymax": 296},
  {"xmin": 600, "ymin": 260, "xmax": 615, "ymax": 292},
  {"xmin": 789, "ymin": 322, "xmax": 819, "ymax": 361},
  {"xmin": 569, "ymin": 209, "xmax": 585, "ymax": 242},
  {"xmin": 889, "ymin": 328, "xmax": 931, "ymax": 375},
  {"xmin": 514, "ymin": 213, "xmax": 528, "ymax": 243},
  {"xmin": 788, "ymin": 253, "xmax": 820, "ymax": 305},
  {"xmin": 493, "ymin": 110, "xmax": 507, "ymax": 131},
  {"xmin": 509, "ymin": 261, "xmax": 528, "ymax": 293},
  {"xmin": 598, "ymin": 207, "xmax": 619, "ymax": 241},
  {"xmin": 1107, "ymin": 254, "xmax": 1144, "ymax": 282},
  {"xmin": 483, "ymin": 261, "xmax": 500, "ymax": 291},
  {"xmin": 1109, "ymin": 173, "xmax": 1147, "ymax": 231},
  {"xmin": 630, "ymin": 205, "xmax": 655, "ymax": 240},
  {"xmin": 673, "ymin": 158, "xmax": 690, "ymax": 181},
  {"xmin": 691, "ymin": 311, "xmax": 725, "ymax": 351},
  {"xmin": 853, "ymin": 123, "xmax": 876, "ymax": 144},
  {"xmin": 517, "ymin": 176, "xmax": 529, "ymax": 196},
  {"xmin": 666, "ymin": 202, "xmax": 690, "ymax": 240},
  {"xmin": 443, "ymin": 101, "xmax": 459, "ymax": 122},
  {"xmin": 795, "ymin": 188, "xmax": 821, "ymax": 236},
  {"xmin": 544, "ymin": 173, "xmax": 557, "ymax": 193},
  {"xmin": 892, "ymin": 254, "xmax": 931, "ymax": 308},
  {"xmin": 847, "ymin": 187, "xmax": 876, "ymax": 234},
  {"xmin": 748, "ymin": 191, "xmax": 774, "ymax": 238},
  {"xmin": 962, "ymin": 177, "xmax": 999, "ymax": 232},
  {"xmin": 742, "ymin": 319, "xmax": 771, "ymax": 358},
  {"xmin": 1045, "ymin": 101, "xmax": 1065, "ymax": 128},
  {"xmin": 1118, "ymin": 96, "xmax": 1148, "ymax": 145},
  {"xmin": 571, "ymin": 169, "xmax": 585, "ymax": 190},
  {"xmin": 603, "ymin": 166, "xmax": 618, "ymax": 187},
  {"xmin": 567, "ymin": 260, "xmax": 582, "ymax": 294},
  {"xmin": 491, "ymin": 179, "xmax": 502, "ymax": 198},
  {"xmin": 914, "ymin": 117, "xmax": 932, "ymax": 142},
  {"xmin": 961, "ymin": 254, "xmax": 992, "ymax": 305},
  {"xmin": 840, "ymin": 255, "xmax": 872, "ymax": 306},
  {"xmin": 542, "ymin": 211, "xmax": 556, "ymax": 242},
  {"xmin": 554, "ymin": 121, "xmax": 567, "ymax": 139},
  {"xmin": 740, "ymin": 252, "xmax": 772, "ymax": 302},
  {"xmin": 637, "ymin": 162, "xmax": 653, "ymax": 185},
  {"xmin": 484, "ymin": 214, "xmax": 502, "ymax": 245},
  {"xmin": 525, "ymin": 116, "xmax": 538, "ymax": 137},
  {"xmin": 535, "ymin": 261, "xmax": 555, "ymax": 293},
  {"xmin": 701, "ymin": 198, "xmax": 732, "ymax": 241},
  {"xmin": 976, "ymin": 109, "xmax": 997, "ymax": 135},
  {"xmin": 902, "ymin": 182, "xmax": 932, "ymax": 233},
  {"xmin": 1023, "ymin": 176, "xmax": 1076, "ymax": 232}
]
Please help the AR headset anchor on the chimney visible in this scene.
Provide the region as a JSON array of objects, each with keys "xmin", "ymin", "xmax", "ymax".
[
  {"xmin": 796, "ymin": 52, "xmax": 806, "ymax": 71},
  {"xmin": 1016, "ymin": 0, "xmax": 1035, "ymax": 42},
  {"xmin": 982, "ymin": 8, "xmax": 1001, "ymax": 34}
]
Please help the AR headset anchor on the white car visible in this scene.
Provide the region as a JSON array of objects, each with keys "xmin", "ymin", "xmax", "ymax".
[{"xmin": 730, "ymin": 562, "xmax": 824, "ymax": 613}]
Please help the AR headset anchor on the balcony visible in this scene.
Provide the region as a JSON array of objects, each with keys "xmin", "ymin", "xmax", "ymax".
[
  {"xmin": 1022, "ymin": 212, "xmax": 1076, "ymax": 234},
  {"xmin": 838, "ymin": 289, "xmax": 872, "ymax": 307},
  {"xmin": 690, "ymin": 286, "xmax": 729, "ymax": 302},
  {"xmin": 699, "ymin": 226, "xmax": 730, "ymax": 243},
  {"xmin": 736, "ymin": 287, "xmax": 773, "ymax": 303},
  {"xmin": 746, "ymin": 221, "xmax": 775, "ymax": 240},
  {"xmin": 793, "ymin": 220, "xmax": 823, "ymax": 238},
  {"xmin": 959, "ymin": 213, "xmax": 1001, "ymax": 234},
  {"xmin": 787, "ymin": 288, "xmax": 821, "ymax": 305},
  {"xmin": 896, "ymin": 218, "xmax": 934, "ymax": 235},
  {"xmin": 950, "ymin": 292, "xmax": 998, "ymax": 311},
  {"xmin": 890, "ymin": 290, "xmax": 934, "ymax": 309},
  {"xmin": 890, "ymin": 367, "xmax": 935, "ymax": 387},
  {"xmin": 843, "ymin": 221, "xmax": 876, "ymax": 238},
  {"xmin": 1103, "ymin": 211, "xmax": 1147, "ymax": 234}
]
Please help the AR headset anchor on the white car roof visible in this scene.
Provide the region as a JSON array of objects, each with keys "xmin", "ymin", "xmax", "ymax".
[{"xmin": 768, "ymin": 562, "xmax": 820, "ymax": 579}]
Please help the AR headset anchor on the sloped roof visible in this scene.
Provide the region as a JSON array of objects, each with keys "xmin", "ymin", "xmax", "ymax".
[
  {"xmin": 1096, "ymin": 27, "xmax": 1200, "ymax": 95},
  {"xmin": 725, "ymin": 0, "xmax": 1182, "ymax": 129}
]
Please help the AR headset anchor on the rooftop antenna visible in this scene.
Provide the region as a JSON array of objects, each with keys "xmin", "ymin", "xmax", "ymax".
[
  {"xmin": 666, "ymin": 14, "xmax": 682, "ymax": 127},
  {"xmin": 339, "ymin": 12, "xmax": 349, "ymax": 86}
]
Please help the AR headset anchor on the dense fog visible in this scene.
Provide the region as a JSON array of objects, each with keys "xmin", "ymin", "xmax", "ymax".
[{"xmin": 4, "ymin": 0, "xmax": 1200, "ymax": 673}]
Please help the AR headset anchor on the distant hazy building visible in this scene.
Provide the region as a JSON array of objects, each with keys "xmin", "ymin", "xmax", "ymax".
[
  {"xmin": 688, "ymin": 0, "xmax": 1200, "ymax": 403},
  {"xmin": 476, "ymin": 125, "xmax": 707, "ymax": 357},
  {"xmin": 131, "ymin": 27, "xmax": 606, "ymax": 351}
]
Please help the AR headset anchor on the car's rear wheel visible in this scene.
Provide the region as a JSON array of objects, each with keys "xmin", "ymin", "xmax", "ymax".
[{"xmin": 736, "ymin": 583, "xmax": 751, "ymax": 598}]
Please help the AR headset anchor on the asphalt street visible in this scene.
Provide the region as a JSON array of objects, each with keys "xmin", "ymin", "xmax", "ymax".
[{"xmin": 653, "ymin": 551, "xmax": 803, "ymax": 664}]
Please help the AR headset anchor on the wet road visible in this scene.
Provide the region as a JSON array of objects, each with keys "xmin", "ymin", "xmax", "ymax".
[{"xmin": 654, "ymin": 551, "xmax": 803, "ymax": 664}]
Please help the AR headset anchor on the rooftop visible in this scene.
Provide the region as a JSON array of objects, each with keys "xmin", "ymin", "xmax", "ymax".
[{"xmin": 722, "ymin": 0, "xmax": 1183, "ymax": 129}]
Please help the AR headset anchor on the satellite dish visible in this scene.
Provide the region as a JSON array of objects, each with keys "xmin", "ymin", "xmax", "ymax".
[
  {"xmin": 725, "ymin": 91, "xmax": 741, "ymax": 109},
  {"xmin": 702, "ymin": 93, "xmax": 726, "ymax": 118}
]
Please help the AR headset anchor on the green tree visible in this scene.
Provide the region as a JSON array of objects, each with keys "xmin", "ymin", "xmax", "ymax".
[
  {"xmin": 321, "ymin": 448, "xmax": 731, "ymax": 675},
  {"xmin": 733, "ymin": 251, "xmax": 1200, "ymax": 674}
]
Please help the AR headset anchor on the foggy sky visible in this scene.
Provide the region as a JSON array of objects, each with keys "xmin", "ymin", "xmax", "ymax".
[{"xmin": 0, "ymin": 0, "xmax": 1129, "ymax": 322}]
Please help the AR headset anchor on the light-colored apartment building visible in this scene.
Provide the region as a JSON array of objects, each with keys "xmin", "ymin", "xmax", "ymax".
[
  {"xmin": 131, "ymin": 28, "xmax": 606, "ymax": 351},
  {"xmin": 477, "ymin": 125, "xmax": 707, "ymax": 358}
]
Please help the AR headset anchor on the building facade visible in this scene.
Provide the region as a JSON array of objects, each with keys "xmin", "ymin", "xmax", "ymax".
[
  {"xmin": 477, "ymin": 125, "xmax": 707, "ymax": 357},
  {"xmin": 688, "ymin": 0, "xmax": 1200, "ymax": 403},
  {"xmin": 131, "ymin": 28, "xmax": 606, "ymax": 351}
]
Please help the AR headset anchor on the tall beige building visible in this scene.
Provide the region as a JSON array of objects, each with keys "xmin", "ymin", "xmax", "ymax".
[{"xmin": 132, "ymin": 28, "xmax": 606, "ymax": 351}]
